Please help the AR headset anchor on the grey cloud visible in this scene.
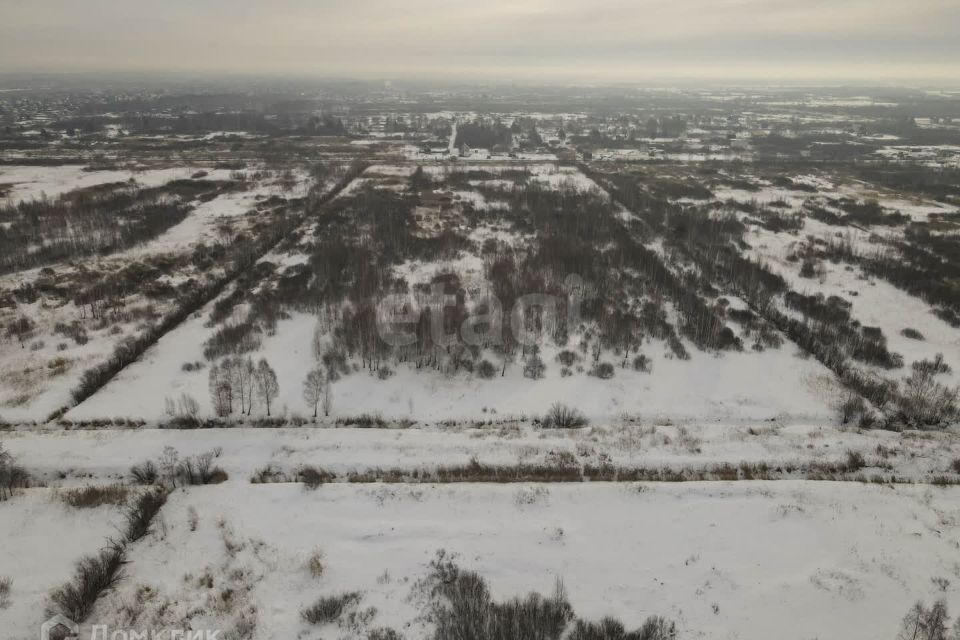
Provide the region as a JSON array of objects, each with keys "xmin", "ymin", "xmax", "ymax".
[{"xmin": 0, "ymin": 0, "xmax": 957, "ymax": 81}]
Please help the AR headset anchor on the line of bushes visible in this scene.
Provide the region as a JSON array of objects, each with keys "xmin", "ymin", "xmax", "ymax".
[
  {"xmin": 48, "ymin": 487, "xmax": 168, "ymax": 622},
  {"xmin": 246, "ymin": 454, "xmax": 954, "ymax": 487}
]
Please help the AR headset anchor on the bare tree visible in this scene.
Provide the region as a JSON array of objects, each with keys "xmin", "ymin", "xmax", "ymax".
[
  {"xmin": 5, "ymin": 316, "xmax": 35, "ymax": 348},
  {"xmin": 164, "ymin": 396, "xmax": 176, "ymax": 418},
  {"xmin": 322, "ymin": 380, "xmax": 333, "ymax": 417},
  {"xmin": 228, "ymin": 356, "xmax": 256, "ymax": 415},
  {"xmin": 302, "ymin": 368, "xmax": 325, "ymax": 418},
  {"xmin": 0, "ymin": 444, "xmax": 29, "ymax": 501},
  {"xmin": 897, "ymin": 600, "xmax": 951, "ymax": 640},
  {"xmin": 900, "ymin": 368, "xmax": 959, "ymax": 426},
  {"xmin": 208, "ymin": 363, "xmax": 233, "ymax": 417},
  {"xmin": 165, "ymin": 393, "xmax": 199, "ymax": 421},
  {"xmin": 254, "ymin": 358, "xmax": 280, "ymax": 417},
  {"xmin": 177, "ymin": 393, "xmax": 200, "ymax": 419}
]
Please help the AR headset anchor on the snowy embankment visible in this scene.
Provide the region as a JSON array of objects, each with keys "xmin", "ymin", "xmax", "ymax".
[{"xmin": 5, "ymin": 422, "xmax": 960, "ymax": 486}]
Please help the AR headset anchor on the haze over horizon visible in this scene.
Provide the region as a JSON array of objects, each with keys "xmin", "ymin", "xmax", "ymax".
[{"xmin": 2, "ymin": 0, "xmax": 959, "ymax": 84}]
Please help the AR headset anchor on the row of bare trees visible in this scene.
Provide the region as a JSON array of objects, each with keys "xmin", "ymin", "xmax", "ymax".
[{"xmin": 208, "ymin": 357, "xmax": 279, "ymax": 417}]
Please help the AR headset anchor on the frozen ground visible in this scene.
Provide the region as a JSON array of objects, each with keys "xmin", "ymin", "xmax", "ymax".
[
  {"xmin": 3, "ymin": 415, "xmax": 960, "ymax": 639},
  {"xmin": 0, "ymin": 489, "xmax": 126, "ymax": 640},
  {"xmin": 38, "ymin": 481, "xmax": 960, "ymax": 640}
]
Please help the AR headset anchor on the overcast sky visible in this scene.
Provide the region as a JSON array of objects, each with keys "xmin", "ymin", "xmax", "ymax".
[{"xmin": 1, "ymin": 0, "xmax": 958, "ymax": 83}]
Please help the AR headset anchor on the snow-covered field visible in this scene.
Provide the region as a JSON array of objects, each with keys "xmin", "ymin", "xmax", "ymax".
[
  {"xmin": 4, "ymin": 480, "xmax": 955, "ymax": 640},
  {"xmin": 3, "ymin": 412, "xmax": 960, "ymax": 639},
  {"xmin": 0, "ymin": 165, "xmax": 236, "ymax": 206},
  {"xmin": 5, "ymin": 88, "xmax": 960, "ymax": 640},
  {"xmin": 0, "ymin": 489, "xmax": 126, "ymax": 640},
  {"xmin": 2, "ymin": 156, "xmax": 958, "ymax": 640},
  {"xmin": 65, "ymin": 303, "xmax": 842, "ymax": 424}
]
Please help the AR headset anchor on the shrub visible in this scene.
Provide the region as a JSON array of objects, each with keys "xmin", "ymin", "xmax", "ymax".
[
  {"xmin": 49, "ymin": 542, "xmax": 126, "ymax": 622},
  {"xmin": 251, "ymin": 464, "xmax": 290, "ymax": 484},
  {"xmin": 307, "ymin": 550, "xmax": 325, "ymax": 578},
  {"xmin": 47, "ymin": 357, "xmax": 70, "ymax": 376},
  {"xmin": 203, "ymin": 320, "xmax": 262, "ymax": 361},
  {"xmin": 0, "ymin": 444, "xmax": 29, "ymax": 501},
  {"xmin": 838, "ymin": 395, "xmax": 867, "ymax": 425},
  {"xmin": 632, "ymin": 355, "xmax": 652, "ymax": 373},
  {"xmin": 124, "ymin": 489, "xmax": 168, "ymax": 542},
  {"xmin": 477, "ymin": 359, "xmax": 497, "ymax": 379},
  {"xmin": 912, "ymin": 354, "xmax": 951, "ymax": 376},
  {"xmin": 557, "ymin": 350, "xmax": 579, "ymax": 366},
  {"xmin": 54, "ymin": 321, "xmax": 88, "ymax": 345},
  {"xmin": 951, "ymin": 459, "xmax": 960, "ymax": 474},
  {"xmin": 591, "ymin": 362, "xmax": 615, "ymax": 379},
  {"xmin": 898, "ymin": 367, "xmax": 959, "ymax": 426},
  {"xmin": 431, "ymin": 568, "xmax": 572, "ymax": 640},
  {"xmin": 336, "ymin": 413, "xmax": 387, "ymax": 428},
  {"xmin": 377, "ymin": 366, "xmax": 394, "ymax": 380},
  {"xmin": 5, "ymin": 315, "xmax": 35, "ymax": 346},
  {"xmin": 424, "ymin": 553, "xmax": 674, "ymax": 640},
  {"xmin": 542, "ymin": 403, "xmax": 589, "ymax": 429},
  {"xmin": 61, "ymin": 484, "xmax": 129, "ymax": 509},
  {"xmin": 176, "ymin": 451, "xmax": 227, "ymax": 486},
  {"xmin": 844, "ymin": 450, "xmax": 866, "ymax": 472},
  {"xmin": 302, "ymin": 592, "xmax": 362, "ymax": 624},
  {"xmin": 523, "ymin": 355, "xmax": 546, "ymax": 380},
  {"xmin": 129, "ymin": 461, "xmax": 158, "ymax": 485},
  {"xmin": 297, "ymin": 465, "xmax": 334, "ymax": 490},
  {"xmin": 0, "ymin": 576, "xmax": 11, "ymax": 609},
  {"xmin": 901, "ymin": 328, "xmax": 925, "ymax": 341},
  {"xmin": 206, "ymin": 468, "xmax": 229, "ymax": 484},
  {"xmin": 346, "ymin": 459, "xmax": 582, "ymax": 484},
  {"xmin": 569, "ymin": 616, "xmax": 677, "ymax": 640}
]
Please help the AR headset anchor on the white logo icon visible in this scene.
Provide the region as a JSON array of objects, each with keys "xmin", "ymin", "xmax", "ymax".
[{"xmin": 41, "ymin": 614, "xmax": 79, "ymax": 640}]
